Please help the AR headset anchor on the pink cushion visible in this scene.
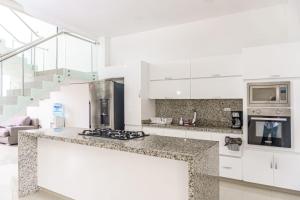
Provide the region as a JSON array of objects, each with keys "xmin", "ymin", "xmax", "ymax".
[{"xmin": 0, "ymin": 128, "xmax": 9, "ymax": 137}]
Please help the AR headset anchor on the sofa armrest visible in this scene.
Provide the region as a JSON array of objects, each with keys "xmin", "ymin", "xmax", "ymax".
[{"xmin": 7, "ymin": 126, "xmax": 36, "ymax": 137}]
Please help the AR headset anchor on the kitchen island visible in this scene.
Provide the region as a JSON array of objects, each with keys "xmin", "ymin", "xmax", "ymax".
[{"xmin": 19, "ymin": 128, "xmax": 219, "ymax": 200}]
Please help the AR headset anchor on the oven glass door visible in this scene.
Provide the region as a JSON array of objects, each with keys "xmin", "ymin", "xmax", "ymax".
[{"xmin": 248, "ymin": 116, "xmax": 291, "ymax": 148}]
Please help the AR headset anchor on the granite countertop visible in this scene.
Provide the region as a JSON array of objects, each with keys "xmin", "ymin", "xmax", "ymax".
[
  {"xmin": 142, "ymin": 123, "xmax": 243, "ymax": 134},
  {"xmin": 19, "ymin": 127, "xmax": 218, "ymax": 158},
  {"xmin": 18, "ymin": 128, "xmax": 219, "ymax": 200}
]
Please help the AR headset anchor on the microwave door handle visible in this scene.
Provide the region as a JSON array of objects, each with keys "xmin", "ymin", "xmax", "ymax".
[{"xmin": 251, "ymin": 117, "xmax": 287, "ymax": 122}]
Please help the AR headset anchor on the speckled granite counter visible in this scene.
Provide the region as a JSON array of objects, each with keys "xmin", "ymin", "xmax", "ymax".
[
  {"xmin": 143, "ymin": 123, "xmax": 243, "ymax": 134},
  {"xmin": 18, "ymin": 128, "xmax": 219, "ymax": 200}
]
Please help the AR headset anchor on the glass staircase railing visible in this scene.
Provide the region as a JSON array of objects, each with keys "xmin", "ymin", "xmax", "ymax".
[
  {"xmin": 0, "ymin": 4, "xmax": 56, "ymax": 50},
  {"xmin": 0, "ymin": 31, "xmax": 98, "ymax": 121}
]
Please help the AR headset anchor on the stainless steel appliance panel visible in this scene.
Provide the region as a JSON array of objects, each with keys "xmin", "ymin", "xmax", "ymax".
[
  {"xmin": 89, "ymin": 80, "xmax": 124, "ymax": 130},
  {"xmin": 247, "ymin": 108, "xmax": 291, "ymax": 148},
  {"xmin": 248, "ymin": 81, "xmax": 290, "ymax": 107}
]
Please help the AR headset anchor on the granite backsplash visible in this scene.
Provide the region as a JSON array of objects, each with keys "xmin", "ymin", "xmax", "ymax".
[{"xmin": 155, "ymin": 99, "xmax": 243, "ymax": 128}]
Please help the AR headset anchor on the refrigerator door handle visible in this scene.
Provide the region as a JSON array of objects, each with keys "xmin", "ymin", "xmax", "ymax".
[{"xmin": 89, "ymin": 101, "xmax": 91, "ymax": 129}]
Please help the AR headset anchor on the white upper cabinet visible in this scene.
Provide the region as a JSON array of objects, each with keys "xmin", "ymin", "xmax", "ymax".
[
  {"xmin": 149, "ymin": 61, "xmax": 190, "ymax": 81},
  {"xmin": 191, "ymin": 54, "xmax": 242, "ymax": 78},
  {"xmin": 273, "ymin": 153, "xmax": 300, "ymax": 191},
  {"xmin": 191, "ymin": 76, "xmax": 243, "ymax": 99},
  {"xmin": 242, "ymin": 42, "xmax": 300, "ymax": 79},
  {"xmin": 292, "ymin": 80, "xmax": 300, "ymax": 153},
  {"xmin": 149, "ymin": 79, "xmax": 190, "ymax": 99},
  {"xmin": 243, "ymin": 150, "xmax": 274, "ymax": 186}
]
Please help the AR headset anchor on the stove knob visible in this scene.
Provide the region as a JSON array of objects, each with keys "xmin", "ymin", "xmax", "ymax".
[{"xmin": 276, "ymin": 109, "xmax": 282, "ymax": 115}]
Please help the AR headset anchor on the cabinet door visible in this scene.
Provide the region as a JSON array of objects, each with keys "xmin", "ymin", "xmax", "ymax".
[
  {"xmin": 191, "ymin": 77, "xmax": 243, "ymax": 99},
  {"xmin": 220, "ymin": 156, "xmax": 242, "ymax": 180},
  {"xmin": 243, "ymin": 150, "xmax": 274, "ymax": 186},
  {"xmin": 149, "ymin": 61, "xmax": 190, "ymax": 81},
  {"xmin": 242, "ymin": 43, "xmax": 300, "ymax": 79},
  {"xmin": 292, "ymin": 80, "xmax": 300, "ymax": 153},
  {"xmin": 149, "ymin": 80, "xmax": 190, "ymax": 99},
  {"xmin": 142, "ymin": 127, "xmax": 164, "ymax": 136},
  {"xmin": 273, "ymin": 153, "xmax": 300, "ymax": 191},
  {"xmin": 191, "ymin": 54, "xmax": 242, "ymax": 78},
  {"xmin": 163, "ymin": 129, "xmax": 186, "ymax": 138},
  {"xmin": 185, "ymin": 131, "xmax": 211, "ymax": 140}
]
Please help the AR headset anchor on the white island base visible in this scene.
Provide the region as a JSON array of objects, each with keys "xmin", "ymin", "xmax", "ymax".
[{"xmin": 38, "ymin": 139, "xmax": 189, "ymax": 200}]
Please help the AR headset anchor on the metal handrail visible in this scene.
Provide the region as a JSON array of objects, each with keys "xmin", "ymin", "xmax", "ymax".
[
  {"xmin": 0, "ymin": 23, "xmax": 24, "ymax": 45},
  {"xmin": 10, "ymin": 9, "xmax": 40, "ymax": 38},
  {"xmin": 0, "ymin": 31, "xmax": 98, "ymax": 63},
  {"xmin": 0, "ymin": 22, "xmax": 48, "ymax": 54}
]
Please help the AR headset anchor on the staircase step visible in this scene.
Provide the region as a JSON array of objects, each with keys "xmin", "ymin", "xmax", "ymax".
[
  {"xmin": 0, "ymin": 96, "xmax": 18, "ymax": 105},
  {"xmin": 35, "ymin": 68, "xmax": 65, "ymax": 76},
  {"xmin": 0, "ymin": 96, "xmax": 34, "ymax": 106},
  {"xmin": 24, "ymin": 80, "xmax": 56, "ymax": 89},
  {"xmin": 6, "ymin": 89, "xmax": 32, "ymax": 96}
]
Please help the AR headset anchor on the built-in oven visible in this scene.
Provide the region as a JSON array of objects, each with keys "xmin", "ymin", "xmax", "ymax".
[
  {"xmin": 248, "ymin": 81, "xmax": 290, "ymax": 107},
  {"xmin": 248, "ymin": 108, "xmax": 291, "ymax": 148}
]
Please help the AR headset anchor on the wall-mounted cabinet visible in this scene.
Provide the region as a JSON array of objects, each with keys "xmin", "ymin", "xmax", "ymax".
[
  {"xmin": 148, "ymin": 55, "xmax": 243, "ymax": 100},
  {"xmin": 191, "ymin": 55, "xmax": 242, "ymax": 78},
  {"xmin": 149, "ymin": 79, "xmax": 190, "ymax": 99},
  {"xmin": 242, "ymin": 43, "xmax": 300, "ymax": 79},
  {"xmin": 243, "ymin": 149, "xmax": 300, "ymax": 191},
  {"xmin": 191, "ymin": 76, "xmax": 243, "ymax": 99},
  {"xmin": 149, "ymin": 61, "xmax": 190, "ymax": 81}
]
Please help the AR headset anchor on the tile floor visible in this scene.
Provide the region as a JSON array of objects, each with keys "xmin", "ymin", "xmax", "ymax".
[{"xmin": 1, "ymin": 144, "xmax": 300, "ymax": 200}]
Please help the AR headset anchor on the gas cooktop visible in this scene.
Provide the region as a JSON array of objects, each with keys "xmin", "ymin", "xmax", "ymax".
[{"xmin": 79, "ymin": 128, "xmax": 148, "ymax": 140}]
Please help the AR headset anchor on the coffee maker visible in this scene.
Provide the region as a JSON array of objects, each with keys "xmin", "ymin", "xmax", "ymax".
[{"xmin": 231, "ymin": 111, "xmax": 243, "ymax": 129}]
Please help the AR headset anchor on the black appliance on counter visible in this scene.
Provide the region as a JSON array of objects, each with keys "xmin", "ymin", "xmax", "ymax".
[
  {"xmin": 231, "ymin": 111, "xmax": 243, "ymax": 129},
  {"xmin": 248, "ymin": 108, "xmax": 291, "ymax": 148},
  {"xmin": 79, "ymin": 128, "xmax": 148, "ymax": 140},
  {"xmin": 89, "ymin": 80, "xmax": 124, "ymax": 130}
]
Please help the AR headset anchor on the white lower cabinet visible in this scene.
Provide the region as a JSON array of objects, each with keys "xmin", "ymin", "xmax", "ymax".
[
  {"xmin": 142, "ymin": 127, "xmax": 186, "ymax": 138},
  {"xmin": 243, "ymin": 149, "xmax": 300, "ymax": 191},
  {"xmin": 163, "ymin": 128, "xmax": 186, "ymax": 138},
  {"xmin": 273, "ymin": 153, "xmax": 300, "ymax": 191},
  {"xmin": 243, "ymin": 150, "xmax": 274, "ymax": 186},
  {"xmin": 220, "ymin": 156, "xmax": 242, "ymax": 180},
  {"xmin": 185, "ymin": 130, "xmax": 211, "ymax": 140},
  {"xmin": 142, "ymin": 127, "xmax": 243, "ymax": 180}
]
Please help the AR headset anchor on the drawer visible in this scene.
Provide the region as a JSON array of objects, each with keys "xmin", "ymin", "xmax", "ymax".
[
  {"xmin": 142, "ymin": 127, "xmax": 164, "ymax": 136},
  {"xmin": 211, "ymin": 133, "xmax": 243, "ymax": 157},
  {"xmin": 186, "ymin": 130, "xmax": 212, "ymax": 140},
  {"xmin": 163, "ymin": 129, "xmax": 186, "ymax": 138},
  {"xmin": 220, "ymin": 156, "xmax": 242, "ymax": 180}
]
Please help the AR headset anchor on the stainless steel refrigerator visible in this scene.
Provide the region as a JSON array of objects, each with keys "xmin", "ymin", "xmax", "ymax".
[{"xmin": 89, "ymin": 80, "xmax": 124, "ymax": 130}]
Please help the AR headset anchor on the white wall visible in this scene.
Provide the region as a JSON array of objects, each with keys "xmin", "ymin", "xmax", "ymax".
[
  {"xmin": 109, "ymin": 5, "xmax": 290, "ymax": 65},
  {"xmin": 27, "ymin": 84, "xmax": 90, "ymax": 128}
]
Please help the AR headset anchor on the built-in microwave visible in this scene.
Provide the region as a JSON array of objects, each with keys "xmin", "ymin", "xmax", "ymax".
[{"xmin": 248, "ymin": 82, "xmax": 290, "ymax": 107}]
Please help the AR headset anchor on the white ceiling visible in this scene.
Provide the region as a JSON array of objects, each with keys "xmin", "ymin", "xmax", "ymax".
[{"xmin": 15, "ymin": 0, "xmax": 287, "ymax": 38}]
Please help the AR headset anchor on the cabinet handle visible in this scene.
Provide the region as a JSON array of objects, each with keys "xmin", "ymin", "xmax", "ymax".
[
  {"xmin": 222, "ymin": 166, "xmax": 232, "ymax": 170},
  {"xmin": 275, "ymin": 162, "xmax": 278, "ymax": 170},
  {"xmin": 165, "ymin": 77, "xmax": 173, "ymax": 80},
  {"xmin": 212, "ymin": 74, "xmax": 221, "ymax": 77},
  {"xmin": 270, "ymin": 162, "xmax": 273, "ymax": 169},
  {"xmin": 270, "ymin": 75, "xmax": 280, "ymax": 78}
]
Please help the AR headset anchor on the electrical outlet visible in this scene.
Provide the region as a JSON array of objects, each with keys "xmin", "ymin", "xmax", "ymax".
[{"xmin": 224, "ymin": 108, "xmax": 231, "ymax": 112}]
